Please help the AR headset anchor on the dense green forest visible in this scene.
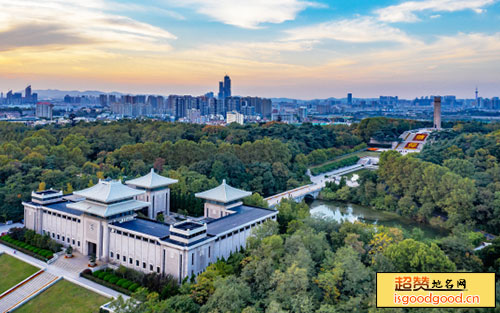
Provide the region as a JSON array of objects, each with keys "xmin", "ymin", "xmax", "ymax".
[
  {"xmin": 2, "ymin": 118, "xmax": 500, "ymax": 312},
  {"xmin": 321, "ymin": 121, "xmax": 500, "ymax": 235},
  {"xmin": 0, "ymin": 120, "xmax": 366, "ymax": 220},
  {"xmin": 110, "ymin": 198, "xmax": 500, "ymax": 313}
]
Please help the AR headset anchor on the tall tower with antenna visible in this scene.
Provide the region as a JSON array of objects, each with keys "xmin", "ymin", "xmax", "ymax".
[{"xmin": 475, "ymin": 87, "xmax": 479, "ymax": 107}]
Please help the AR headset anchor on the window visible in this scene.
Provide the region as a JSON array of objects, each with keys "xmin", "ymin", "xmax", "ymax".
[
  {"xmin": 57, "ymin": 234, "xmax": 60, "ymax": 239},
  {"xmin": 136, "ymin": 260, "xmax": 139, "ymax": 266},
  {"xmin": 110, "ymin": 252, "xmax": 114, "ymax": 258},
  {"xmin": 67, "ymin": 237, "xmax": 70, "ymax": 243},
  {"xmin": 208, "ymin": 246, "xmax": 211, "ymax": 258},
  {"xmin": 62, "ymin": 236, "xmax": 65, "ymax": 241},
  {"xmin": 72, "ymin": 239, "xmax": 75, "ymax": 245},
  {"xmin": 117, "ymin": 230, "xmax": 122, "ymax": 235},
  {"xmin": 117, "ymin": 253, "xmax": 120, "ymax": 260},
  {"xmin": 191, "ymin": 253, "xmax": 194, "ymax": 265},
  {"xmin": 143, "ymin": 262, "xmax": 146, "ymax": 269},
  {"xmin": 130, "ymin": 258, "xmax": 133, "ymax": 264},
  {"xmin": 150, "ymin": 264, "xmax": 153, "ymax": 271},
  {"xmin": 123, "ymin": 255, "xmax": 126, "ymax": 262},
  {"xmin": 78, "ymin": 241, "xmax": 80, "ymax": 247},
  {"xmin": 157, "ymin": 266, "xmax": 160, "ymax": 274},
  {"xmin": 143, "ymin": 237, "xmax": 148, "ymax": 242}
]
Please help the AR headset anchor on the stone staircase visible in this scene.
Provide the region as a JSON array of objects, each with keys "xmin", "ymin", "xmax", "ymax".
[{"xmin": 0, "ymin": 270, "xmax": 59, "ymax": 313}]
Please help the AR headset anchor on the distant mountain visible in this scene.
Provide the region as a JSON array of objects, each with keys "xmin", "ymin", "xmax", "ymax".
[{"xmin": 34, "ymin": 89, "xmax": 123, "ymax": 99}]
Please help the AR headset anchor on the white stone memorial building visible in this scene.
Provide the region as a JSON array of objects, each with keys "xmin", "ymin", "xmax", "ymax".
[{"xmin": 23, "ymin": 170, "xmax": 277, "ymax": 281}]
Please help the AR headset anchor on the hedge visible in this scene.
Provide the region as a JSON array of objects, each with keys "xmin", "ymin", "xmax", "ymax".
[
  {"xmin": 311, "ymin": 156, "xmax": 360, "ymax": 176},
  {"xmin": 122, "ymin": 281, "xmax": 133, "ymax": 289},
  {"xmin": 109, "ymin": 277, "xmax": 119, "ymax": 284},
  {"xmin": 81, "ymin": 272, "xmax": 133, "ymax": 295},
  {"xmin": 0, "ymin": 236, "xmax": 53, "ymax": 261},
  {"xmin": 81, "ymin": 270, "xmax": 144, "ymax": 295},
  {"xmin": 103, "ymin": 274, "xmax": 114, "ymax": 282},
  {"xmin": 129, "ymin": 283, "xmax": 140, "ymax": 292}
]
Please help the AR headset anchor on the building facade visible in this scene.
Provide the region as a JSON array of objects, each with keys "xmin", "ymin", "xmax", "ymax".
[{"xmin": 23, "ymin": 170, "xmax": 277, "ymax": 281}]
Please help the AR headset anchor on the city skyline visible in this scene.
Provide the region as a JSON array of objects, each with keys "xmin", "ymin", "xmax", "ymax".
[{"xmin": 0, "ymin": 0, "xmax": 499, "ymax": 98}]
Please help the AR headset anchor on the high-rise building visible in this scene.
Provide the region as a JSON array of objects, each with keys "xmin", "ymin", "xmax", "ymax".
[
  {"xmin": 433, "ymin": 96, "xmax": 441, "ymax": 130},
  {"xmin": 218, "ymin": 82, "xmax": 224, "ymax": 100},
  {"xmin": 298, "ymin": 106, "xmax": 307, "ymax": 121},
  {"xmin": 217, "ymin": 75, "xmax": 232, "ymax": 100},
  {"xmin": 6, "ymin": 90, "xmax": 12, "ymax": 104},
  {"xmin": 25, "ymin": 85, "xmax": 32, "ymax": 103},
  {"xmin": 99, "ymin": 94, "xmax": 108, "ymax": 107},
  {"xmin": 36, "ymin": 102, "xmax": 53, "ymax": 119},
  {"xmin": 347, "ymin": 93, "xmax": 352, "ymax": 105},
  {"xmin": 224, "ymin": 75, "xmax": 231, "ymax": 98}
]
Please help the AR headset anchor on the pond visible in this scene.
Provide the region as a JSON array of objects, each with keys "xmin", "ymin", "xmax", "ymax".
[{"xmin": 310, "ymin": 200, "xmax": 448, "ymax": 239}]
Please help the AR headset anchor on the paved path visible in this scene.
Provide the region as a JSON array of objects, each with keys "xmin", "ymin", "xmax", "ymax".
[
  {"xmin": 0, "ymin": 271, "xmax": 58, "ymax": 313},
  {"xmin": 0, "ymin": 223, "xmax": 23, "ymax": 236},
  {"xmin": 0, "ymin": 243, "xmax": 127, "ymax": 304}
]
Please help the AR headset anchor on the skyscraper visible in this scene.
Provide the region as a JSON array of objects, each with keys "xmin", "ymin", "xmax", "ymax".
[
  {"xmin": 224, "ymin": 75, "xmax": 231, "ymax": 98},
  {"xmin": 25, "ymin": 85, "xmax": 32, "ymax": 103},
  {"xmin": 218, "ymin": 81, "xmax": 224, "ymax": 100},
  {"xmin": 218, "ymin": 75, "xmax": 231, "ymax": 100},
  {"xmin": 347, "ymin": 93, "xmax": 352, "ymax": 105}
]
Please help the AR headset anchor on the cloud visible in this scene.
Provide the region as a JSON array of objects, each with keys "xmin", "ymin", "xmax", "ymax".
[
  {"xmin": 0, "ymin": 0, "xmax": 176, "ymax": 52},
  {"xmin": 0, "ymin": 23, "xmax": 93, "ymax": 51},
  {"xmin": 168, "ymin": 0, "xmax": 320, "ymax": 29},
  {"xmin": 285, "ymin": 17, "xmax": 413, "ymax": 43},
  {"xmin": 376, "ymin": 0, "xmax": 496, "ymax": 23}
]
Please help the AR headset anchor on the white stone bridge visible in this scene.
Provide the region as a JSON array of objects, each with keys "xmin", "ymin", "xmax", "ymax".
[{"xmin": 265, "ymin": 156, "xmax": 379, "ymax": 207}]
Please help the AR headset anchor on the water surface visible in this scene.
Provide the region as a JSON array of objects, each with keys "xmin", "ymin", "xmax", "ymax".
[{"xmin": 310, "ymin": 200, "xmax": 447, "ymax": 239}]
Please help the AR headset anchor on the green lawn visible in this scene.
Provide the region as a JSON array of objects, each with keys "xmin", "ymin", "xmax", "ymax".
[
  {"xmin": 16, "ymin": 279, "xmax": 110, "ymax": 313},
  {"xmin": 310, "ymin": 150, "xmax": 380, "ymax": 169},
  {"xmin": 0, "ymin": 253, "xmax": 39, "ymax": 294}
]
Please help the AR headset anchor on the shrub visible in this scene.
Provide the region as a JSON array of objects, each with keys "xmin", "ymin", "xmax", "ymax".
[
  {"xmin": 116, "ymin": 279, "xmax": 127, "ymax": 287},
  {"xmin": 97, "ymin": 272, "xmax": 107, "ymax": 279},
  {"xmin": 109, "ymin": 276, "xmax": 119, "ymax": 284},
  {"xmin": 129, "ymin": 283, "xmax": 140, "ymax": 292},
  {"xmin": 93, "ymin": 270, "xmax": 103, "ymax": 277},
  {"xmin": 103, "ymin": 274, "xmax": 114, "ymax": 282},
  {"xmin": 122, "ymin": 281, "xmax": 133, "ymax": 289},
  {"xmin": 311, "ymin": 155, "xmax": 360, "ymax": 176}
]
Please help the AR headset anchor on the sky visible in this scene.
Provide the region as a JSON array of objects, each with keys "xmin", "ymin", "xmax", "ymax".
[{"xmin": 0, "ymin": 0, "xmax": 499, "ymax": 99}]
